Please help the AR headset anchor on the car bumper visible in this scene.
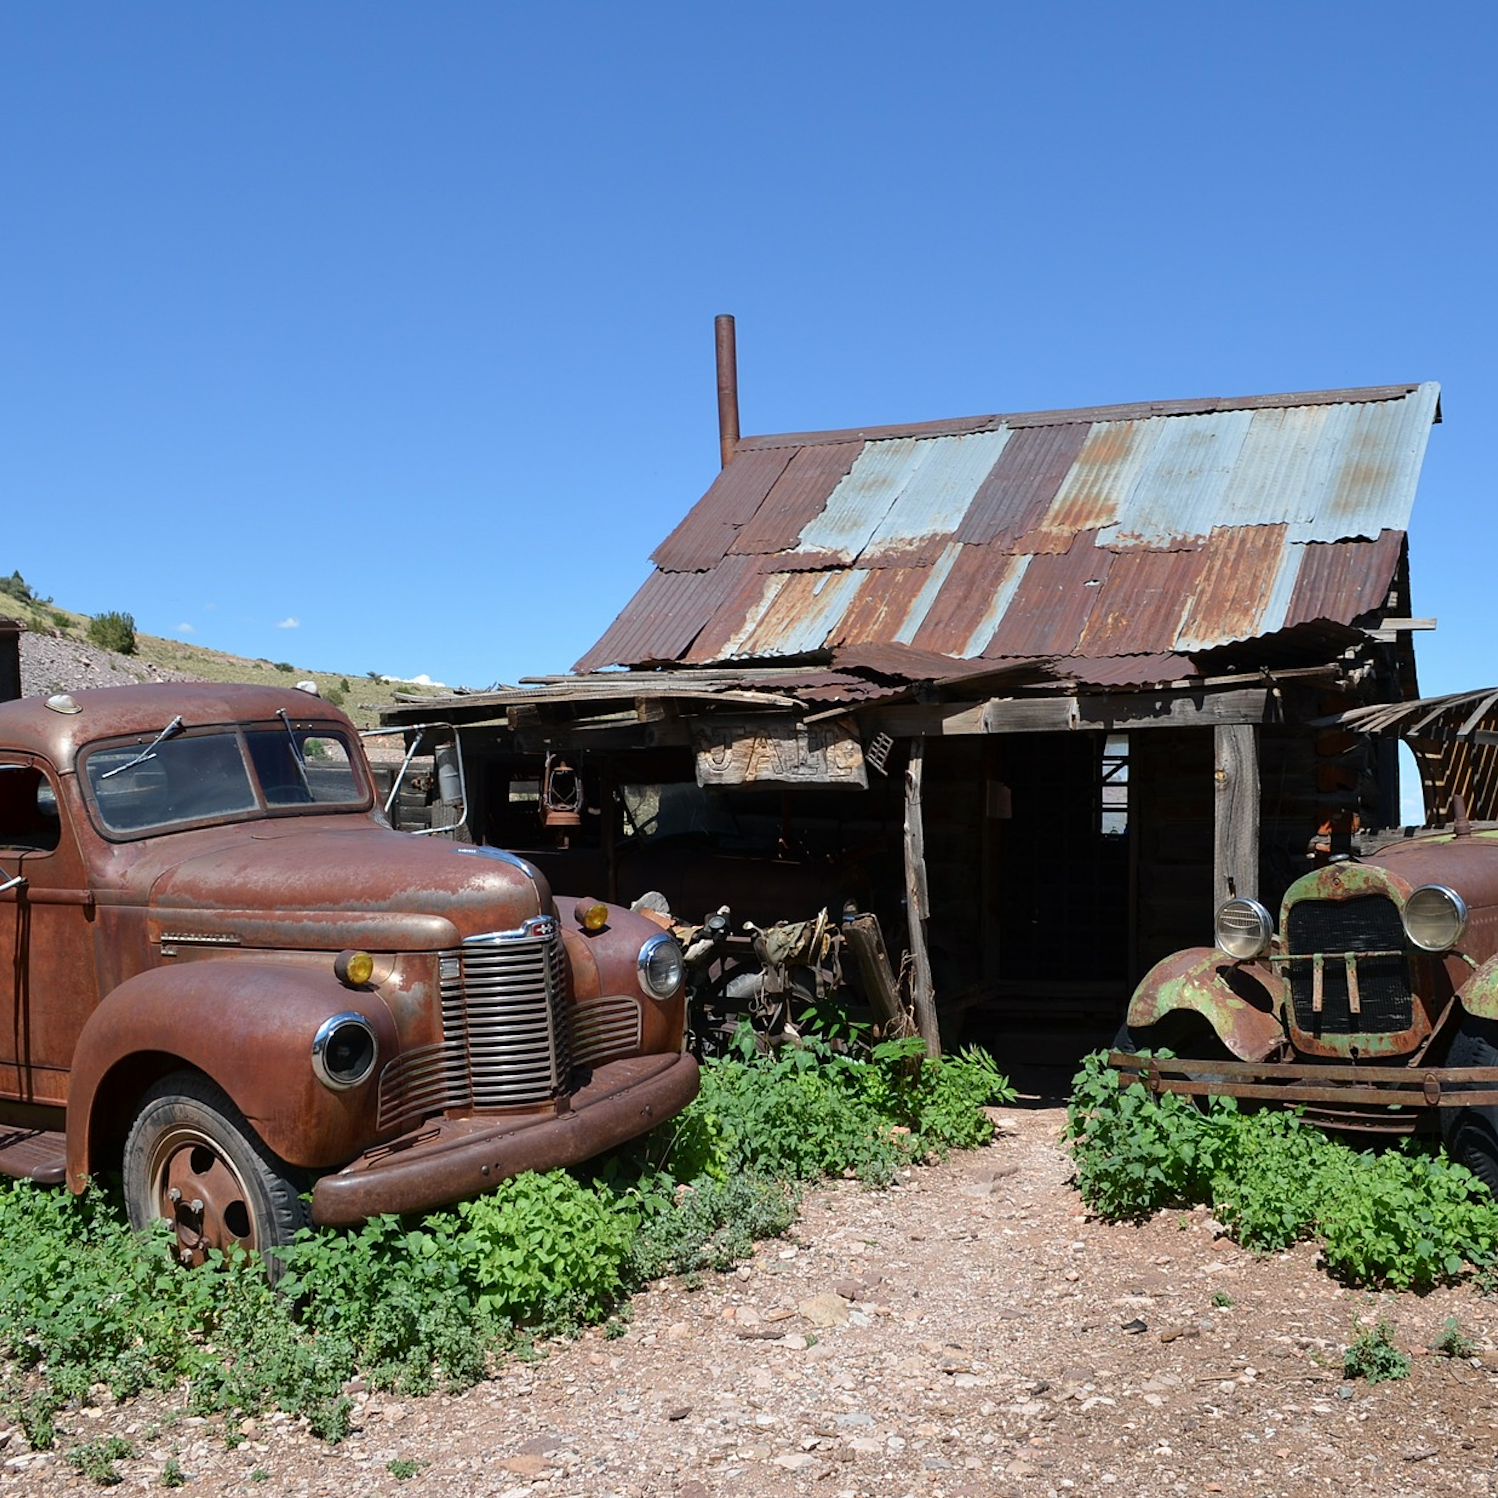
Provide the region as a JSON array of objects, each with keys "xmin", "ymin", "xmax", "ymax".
[{"xmin": 311, "ymin": 1051, "xmax": 700, "ymax": 1225}]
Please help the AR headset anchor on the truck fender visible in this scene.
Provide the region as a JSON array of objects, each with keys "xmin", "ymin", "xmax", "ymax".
[
  {"xmin": 1125, "ymin": 946, "xmax": 1286, "ymax": 1062},
  {"xmin": 67, "ymin": 959, "xmax": 399, "ymax": 1192},
  {"xmin": 1456, "ymin": 953, "xmax": 1498, "ymax": 1022}
]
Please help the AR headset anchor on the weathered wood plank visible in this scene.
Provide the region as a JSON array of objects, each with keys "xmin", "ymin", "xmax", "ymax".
[
  {"xmin": 1214, "ymin": 723, "xmax": 1260, "ymax": 904},
  {"xmin": 903, "ymin": 739, "xmax": 941, "ymax": 1057}
]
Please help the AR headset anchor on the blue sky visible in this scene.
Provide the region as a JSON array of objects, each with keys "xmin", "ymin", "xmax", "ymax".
[{"xmin": 2, "ymin": 3, "xmax": 1493, "ymax": 695}]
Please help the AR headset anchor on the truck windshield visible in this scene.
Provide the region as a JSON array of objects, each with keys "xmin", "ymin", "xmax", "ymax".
[{"xmin": 83, "ymin": 726, "xmax": 367, "ymax": 837}]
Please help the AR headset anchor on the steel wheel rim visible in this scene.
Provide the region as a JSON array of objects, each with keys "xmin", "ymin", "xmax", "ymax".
[{"xmin": 145, "ymin": 1122, "xmax": 257, "ymax": 1265}]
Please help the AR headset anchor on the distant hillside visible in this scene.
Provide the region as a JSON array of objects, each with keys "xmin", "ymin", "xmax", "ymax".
[{"xmin": 2, "ymin": 573, "xmax": 454, "ymax": 733}]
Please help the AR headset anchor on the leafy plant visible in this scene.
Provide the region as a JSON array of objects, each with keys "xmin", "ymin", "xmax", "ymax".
[
  {"xmin": 161, "ymin": 1456, "xmax": 186, "ymax": 1487},
  {"xmin": 66, "ymin": 1436, "xmax": 135, "ymax": 1485},
  {"xmin": 1343, "ymin": 1318, "xmax": 1410, "ymax": 1383},
  {"xmin": 87, "ymin": 610, "xmax": 137, "ymax": 655},
  {"xmin": 1068, "ymin": 1050, "xmax": 1498, "ymax": 1288},
  {"xmin": 1212, "ymin": 1291, "xmax": 1235, "ymax": 1308},
  {"xmin": 388, "ymin": 1458, "xmax": 426, "ymax": 1480},
  {"xmin": 1435, "ymin": 1315, "xmax": 1476, "ymax": 1359}
]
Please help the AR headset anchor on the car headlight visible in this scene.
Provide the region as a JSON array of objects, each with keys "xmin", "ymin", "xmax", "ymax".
[
  {"xmin": 637, "ymin": 933, "xmax": 684, "ymax": 999},
  {"xmin": 1215, "ymin": 898, "xmax": 1274, "ymax": 960},
  {"xmin": 1403, "ymin": 884, "xmax": 1468, "ymax": 952},
  {"xmin": 312, "ymin": 1012, "xmax": 378, "ymax": 1090}
]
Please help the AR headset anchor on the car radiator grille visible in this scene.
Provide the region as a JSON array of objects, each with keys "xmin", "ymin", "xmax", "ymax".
[
  {"xmin": 1285, "ymin": 895, "xmax": 1413, "ymax": 1034},
  {"xmin": 378, "ymin": 916, "xmax": 572, "ymax": 1131}
]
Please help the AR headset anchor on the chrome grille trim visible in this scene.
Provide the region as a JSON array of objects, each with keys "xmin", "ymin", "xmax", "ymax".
[
  {"xmin": 571, "ymin": 995, "xmax": 643, "ymax": 1067},
  {"xmin": 377, "ymin": 916, "xmax": 571, "ymax": 1130}
]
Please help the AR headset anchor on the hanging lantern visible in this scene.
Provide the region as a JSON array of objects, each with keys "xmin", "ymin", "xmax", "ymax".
[{"xmin": 541, "ymin": 753, "xmax": 583, "ymax": 829}]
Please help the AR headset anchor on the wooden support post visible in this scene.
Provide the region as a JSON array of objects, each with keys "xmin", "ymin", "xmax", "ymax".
[
  {"xmin": 1214, "ymin": 724, "xmax": 1260, "ymax": 905},
  {"xmin": 903, "ymin": 738, "xmax": 941, "ymax": 1057}
]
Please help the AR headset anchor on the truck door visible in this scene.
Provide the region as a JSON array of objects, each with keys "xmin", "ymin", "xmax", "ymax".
[{"xmin": 0, "ymin": 761, "xmax": 93, "ymax": 1104}]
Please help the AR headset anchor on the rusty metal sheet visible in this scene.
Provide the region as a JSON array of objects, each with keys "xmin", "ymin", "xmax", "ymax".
[
  {"xmin": 1100, "ymin": 408, "xmax": 1257, "ymax": 548},
  {"xmin": 685, "ymin": 564, "xmax": 790, "ymax": 664},
  {"xmin": 791, "ymin": 437, "xmax": 931, "ymax": 562},
  {"xmin": 1173, "ymin": 524, "xmax": 1290, "ymax": 652},
  {"xmin": 692, "ymin": 569, "xmax": 865, "ymax": 662},
  {"xmin": 575, "ymin": 556, "xmax": 757, "ymax": 673},
  {"xmin": 954, "ymin": 422, "xmax": 1091, "ymax": 547},
  {"xmin": 829, "ymin": 566, "xmax": 941, "ymax": 648},
  {"xmin": 859, "ymin": 429, "xmax": 1013, "ymax": 559},
  {"xmin": 980, "ymin": 535, "xmax": 1113, "ymax": 658},
  {"xmin": 1283, "ymin": 530, "xmax": 1405, "ymax": 628},
  {"xmin": 832, "ymin": 642, "xmax": 992, "ymax": 681},
  {"xmin": 728, "ymin": 442, "xmax": 864, "ymax": 556},
  {"xmin": 650, "ymin": 447, "xmax": 792, "ymax": 571},
  {"xmin": 1312, "ymin": 384, "xmax": 1441, "ymax": 539},
  {"xmin": 908, "ymin": 545, "xmax": 1029, "ymax": 658},
  {"xmin": 1076, "ymin": 549, "xmax": 1208, "ymax": 657},
  {"xmin": 1058, "ymin": 654, "xmax": 1199, "ymax": 687},
  {"xmin": 1014, "ymin": 420, "xmax": 1147, "ymax": 554}
]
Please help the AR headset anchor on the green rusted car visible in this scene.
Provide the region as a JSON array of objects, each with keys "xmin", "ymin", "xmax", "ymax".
[{"xmin": 1116, "ymin": 815, "xmax": 1498, "ymax": 1189}]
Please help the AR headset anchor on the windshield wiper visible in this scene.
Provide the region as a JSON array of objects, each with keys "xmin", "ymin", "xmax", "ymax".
[{"xmin": 99, "ymin": 716, "xmax": 184, "ymax": 780}]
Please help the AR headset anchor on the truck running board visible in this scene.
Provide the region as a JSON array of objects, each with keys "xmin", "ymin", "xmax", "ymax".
[{"xmin": 0, "ymin": 1128, "xmax": 67, "ymax": 1185}]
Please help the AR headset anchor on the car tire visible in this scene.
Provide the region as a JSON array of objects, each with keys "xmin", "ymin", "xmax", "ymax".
[
  {"xmin": 123, "ymin": 1070, "xmax": 309, "ymax": 1275},
  {"xmin": 1441, "ymin": 1019, "xmax": 1498, "ymax": 1195}
]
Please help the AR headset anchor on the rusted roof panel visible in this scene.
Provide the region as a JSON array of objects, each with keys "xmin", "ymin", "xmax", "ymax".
[
  {"xmin": 1174, "ymin": 524, "xmax": 1290, "ymax": 651},
  {"xmin": 651, "ymin": 446, "xmax": 792, "ymax": 570},
  {"xmin": 1060, "ymin": 653, "xmax": 1200, "ymax": 688},
  {"xmin": 1099, "ymin": 408, "xmax": 1256, "ymax": 548},
  {"xmin": 576, "ymin": 556, "xmax": 759, "ymax": 672},
  {"xmin": 1077, "ymin": 549, "xmax": 1207, "ymax": 656},
  {"xmin": 860, "ymin": 429, "xmax": 1013, "ymax": 559},
  {"xmin": 729, "ymin": 441, "xmax": 863, "ymax": 556},
  {"xmin": 585, "ymin": 382, "xmax": 1438, "ymax": 674},
  {"xmin": 1016, "ymin": 420, "xmax": 1149, "ymax": 553},
  {"xmin": 908, "ymin": 545, "xmax": 1029, "ymax": 658},
  {"xmin": 1283, "ymin": 530, "xmax": 1405, "ymax": 627},
  {"xmin": 981, "ymin": 535, "xmax": 1113, "ymax": 658},
  {"xmin": 831, "ymin": 566, "xmax": 950, "ymax": 648},
  {"xmin": 954, "ymin": 422, "xmax": 1091, "ymax": 547}
]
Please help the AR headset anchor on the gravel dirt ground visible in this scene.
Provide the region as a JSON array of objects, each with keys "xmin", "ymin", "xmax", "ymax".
[{"xmin": 9, "ymin": 1100, "xmax": 1498, "ymax": 1497}]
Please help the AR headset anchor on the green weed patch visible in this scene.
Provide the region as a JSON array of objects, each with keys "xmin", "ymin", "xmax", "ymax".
[
  {"xmin": 0, "ymin": 1034, "xmax": 1010, "ymax": 1461},
  {"xmin": 1067, "ymin": 1049, "xmax": 1498, "ymax": 1289}
]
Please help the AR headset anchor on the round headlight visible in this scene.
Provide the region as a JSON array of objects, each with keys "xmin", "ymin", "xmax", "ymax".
[
  {"xmin": 638, "ymin": 933, "xmax": 684, "ymax": 999},
  {"xmin": 1403, "ymin": 884, "xmax": 1468, "ymax": 952},
  {"xmin": 312, "ymin": 1012, "xmax": 378, "ymax": 1090},
  {"xmin": 1215, "ymin": 898, "xmax": 1274, "ymax": 960}
]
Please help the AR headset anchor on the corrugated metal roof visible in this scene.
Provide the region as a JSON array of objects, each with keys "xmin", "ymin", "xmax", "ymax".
[{"xmin": 580, "ymin": 381, "xmax": 1440, "ymax": 676}]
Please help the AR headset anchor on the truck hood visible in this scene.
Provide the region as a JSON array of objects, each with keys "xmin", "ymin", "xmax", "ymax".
[{"xmin": 137, "ymin": 821, "xmax": 553, "ymax": 947}]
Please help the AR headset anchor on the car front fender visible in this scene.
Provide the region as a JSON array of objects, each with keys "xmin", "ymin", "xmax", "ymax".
[
  {"xmin": 1126, "ymin": 946, "xmax": 1286, "ymax": 1061},
  {"xmin": 67, "ymin": 958, "xmax": 398, "ymax": 1191}
]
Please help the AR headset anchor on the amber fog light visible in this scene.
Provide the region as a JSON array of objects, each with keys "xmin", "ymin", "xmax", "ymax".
[
  {"xmin": 1215, "ymin": 898, "xmax": 1274, "ymax": 960},
  {"xmin": 575, "ymin": 899, "xmax": 610, "ymax": 933},
  {"xmin": 335, "ymin": 949, "xmax": 375, "ymax": 987},
  {"xmin": 312, "ymin": 1013, "xmax": 378, "ymax": 1090},
  {"xmin": 1403, "ymin": 884, "xmax": 1468, "ymax": 952}
]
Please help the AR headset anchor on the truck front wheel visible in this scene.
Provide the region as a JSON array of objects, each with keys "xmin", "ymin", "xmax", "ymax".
[
  {"xmin": 1441, "ymin": 1020, "xmax": 1498, "ymax": 1196},
  {"xmin": 123, "ymin": 1071, "xmax": 310, "ymax": 1273}
]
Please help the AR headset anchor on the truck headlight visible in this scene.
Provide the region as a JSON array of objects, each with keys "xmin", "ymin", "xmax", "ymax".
[
  {"xmin": 312, "ymin": 1012, "xmax": 378, "ymax": 1090},
  {"xmin": 1403, "ymin": 884, "xmax": 1468, "ymax": 952},
  {"xmin": 638, "ymin": 934, "xmax": 684, "ymax": 999},
  {"xmin": 1215, "ymin": 898, "xmax": 1274, "ymax": 960}
]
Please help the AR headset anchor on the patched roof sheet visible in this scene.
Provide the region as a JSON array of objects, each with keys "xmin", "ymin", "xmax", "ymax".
[{"xmin": 575, "ymin": 382, "xmax": 1438, "ymax": 677}]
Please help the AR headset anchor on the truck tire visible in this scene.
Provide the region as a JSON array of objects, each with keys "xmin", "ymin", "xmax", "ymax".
[
  {"xmin": 123, "ymin": 1071, "xmax": 310, "ymax": 1274},
  {"xmin": 1441, "ymin": 1020, "xmax": 1498, "ymax": 1195}
]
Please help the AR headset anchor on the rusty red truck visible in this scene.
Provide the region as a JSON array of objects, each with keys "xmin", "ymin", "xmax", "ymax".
[{"xmin": 0, "ymin": 682, "xmax": 698, "ymax": 1264}]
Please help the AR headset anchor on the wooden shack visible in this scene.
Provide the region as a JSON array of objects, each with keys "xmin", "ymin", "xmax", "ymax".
[{"xmin": 384, "ymin": 372, "xmax": 1442, "ymax": 1070}]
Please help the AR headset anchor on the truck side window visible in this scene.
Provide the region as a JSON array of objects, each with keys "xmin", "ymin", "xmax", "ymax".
[{"xmin": 0, "ymin": 767, "xmax": 60, "ymax": 852}]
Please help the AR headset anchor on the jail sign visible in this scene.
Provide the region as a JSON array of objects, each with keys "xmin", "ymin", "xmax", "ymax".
[{"xmin": 694, "ymin": 717, "xmax": 868, "ymax": 789}]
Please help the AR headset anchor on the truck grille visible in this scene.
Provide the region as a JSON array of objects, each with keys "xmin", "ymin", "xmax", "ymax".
[
  {"xmin": 1285, "ymin": 895, "xmax": 1413, "ymax": 1034},
  {"xmin": 378, "ymin": 916, "xmax": 572, "ymax": 1130}
]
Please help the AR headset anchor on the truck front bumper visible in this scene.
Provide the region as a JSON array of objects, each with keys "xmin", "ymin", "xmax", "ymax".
[{"xmin": 311, "ymin": 1051, "xmax": 700, "ymax": 1225}]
